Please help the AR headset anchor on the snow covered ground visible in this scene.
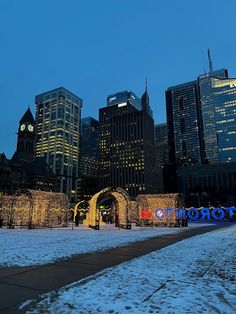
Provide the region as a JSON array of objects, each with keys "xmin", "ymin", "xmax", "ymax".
[
  {"xmin": 0, "ymin": 224, "xmax": 203, "ymax": 267},
  {"xmin": 24, "ymin": 225, "xmax": 236, "ymax": 314}
]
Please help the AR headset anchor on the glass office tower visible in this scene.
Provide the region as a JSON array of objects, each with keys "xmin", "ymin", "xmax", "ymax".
[
  {"xmin": 35, "ymin": 87, "xmax": 83, "ymax": 202},
  {"xmin": 198, "ymin": 69, "xmax": 228, "ymax": 163},
  {"xmin": 166, "ymin": 81, "xmax": 203, "ymax": 166},
  {"xmin": 166, "ymin": 68, "xmax": 230, "ymax": 166},
  {"xmin": 154, "ymin": 123, "xmax": 168, "ymax": 165},
  {"xmin": 79, "ymin": 117, "xmax": 99, "ymax": 177},
  {"xmin": 78, "ymin": 117, "xmax": 99, "ymax": 200},
  {"xmin": 212, "ymin": 77, "xmax": 236, "ymax": 162}
]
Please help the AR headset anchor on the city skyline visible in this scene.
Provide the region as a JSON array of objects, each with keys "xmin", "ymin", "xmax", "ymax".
[{"xmin": 1, "ymin": 0, "xmax": 236, "ymax": 157}]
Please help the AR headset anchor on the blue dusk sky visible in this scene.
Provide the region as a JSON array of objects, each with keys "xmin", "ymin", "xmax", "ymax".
[{"xmin": 1, "ymin": 0, "xmax": 236, "ymax": 158}]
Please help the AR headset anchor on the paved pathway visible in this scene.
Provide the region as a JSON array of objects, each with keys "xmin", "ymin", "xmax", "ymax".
[{"xmin": 0, "ymin": 224, "xmax": 225, "ymax": 313}]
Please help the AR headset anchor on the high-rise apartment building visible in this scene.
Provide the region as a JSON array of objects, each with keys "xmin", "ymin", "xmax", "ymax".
[
  {"xmin": 99, "ymin": 90, "xmax": 158, "ymax": 197},
  {"xmin": 35, "ymin": 87, "xmax": 83, "ymax": 202}
]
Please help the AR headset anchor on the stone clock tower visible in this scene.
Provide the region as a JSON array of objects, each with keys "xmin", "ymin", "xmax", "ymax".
[{"xmin": 15, "ymin": 107, "xmax": 36, "ymax": 163}]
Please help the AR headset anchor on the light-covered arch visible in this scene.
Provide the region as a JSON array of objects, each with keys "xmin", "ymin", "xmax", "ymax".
[
  {"xmin": 8, "ymin": 188, "xmax": 34, "ymax": 228},
  {"xmin": 3, "ymin": 189, "xmax": 69, "ymax": 228},
  {"xmin": 87, "ymin": 187, "xmax": 131, "ymax": 229}
]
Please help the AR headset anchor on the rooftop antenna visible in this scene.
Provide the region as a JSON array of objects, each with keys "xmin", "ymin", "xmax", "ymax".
[
  {"xmin": 145, "ymin": 76, "xmax": 148, "ymax": 92},
  {"xmin": 208, "ymin": 48, "xmax": 213, "ymax": 73}
]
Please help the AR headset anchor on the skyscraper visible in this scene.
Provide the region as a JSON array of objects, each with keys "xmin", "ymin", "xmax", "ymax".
[
  {"xmin": 166, "ymin": 80, "xmax": 203, "ymax": 166},
  {"xmin": 165, "ymin": 52, "xmax": 236, "ymax": 201},
  {"xmin": 99, "ymin": 90, "xmax": 158, "ymax": 197},
  {"xmin": 211, "ymin": 77, "xmax": 236, "ymax": 162},
  {"xmin": 198, "ymin": 69, "xmax": 228, "ymax": 163},
  {"xmin": 79, "ymin": 117, "xmax": 99, "ymax": 177},
  {"xmin": 154, "ymin": 123, "xmax": 168, "ymax": 165},
  {"xmin": 35, "ymin": 87, "xmax": 83, "ymax": 202},
  {"xmin": 166, "ymin": 66, "xmax": 231, "ymax": 166},
  {"xmin": 141, "ymin": 80, "xmax": 153, "ymax": 118},
  {"xmin": 78, "ymin": 117, "xmax": 99, "ymax": 200}
]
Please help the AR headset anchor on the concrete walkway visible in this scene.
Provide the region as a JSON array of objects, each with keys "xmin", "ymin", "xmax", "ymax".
[{"xmin": 0, "ymin": 224, "xmax": 225, "ymax": 313}]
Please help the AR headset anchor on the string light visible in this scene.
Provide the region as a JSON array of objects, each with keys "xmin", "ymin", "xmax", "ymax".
[{"xmin": 0, "ymin": 189, "xmax": 69, "ymax": 228}]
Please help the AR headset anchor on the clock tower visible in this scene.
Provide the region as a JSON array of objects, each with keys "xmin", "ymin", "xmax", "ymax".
[{"xmin": 14, "ymin": 107, "xmax": 36, "ymax": 163}]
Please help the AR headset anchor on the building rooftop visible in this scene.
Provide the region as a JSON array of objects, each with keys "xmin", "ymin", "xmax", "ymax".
[
  {"xmin": 19, "ymin": 108, "xmax": 35, "ymax": 125},
  {"xmin": 35, "ymin": 87, "xmax": 83, "ymax": 103}
]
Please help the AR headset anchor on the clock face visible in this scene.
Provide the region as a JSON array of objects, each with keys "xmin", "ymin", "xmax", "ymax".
[
  {"xmin": 28, "ymin": 124, "xmax": 34, "ymax": 132},
  {"xmin": 20, "ymin": 124, "xmax": 26, "ymax": 131}
]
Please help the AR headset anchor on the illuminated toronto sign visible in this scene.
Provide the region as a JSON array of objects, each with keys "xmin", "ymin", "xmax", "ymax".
[
  {"xmin": 140, "ymin": 209, "xmax": 152, "ymax": 219},
  {"xmin": 151, "ymin": 207, "xmax": 236, "ymax": 221}
]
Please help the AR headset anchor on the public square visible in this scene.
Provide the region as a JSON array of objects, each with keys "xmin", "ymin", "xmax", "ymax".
[{"xmin": 0, "ymin": 223, "xmax": 235, "ymax": 313}]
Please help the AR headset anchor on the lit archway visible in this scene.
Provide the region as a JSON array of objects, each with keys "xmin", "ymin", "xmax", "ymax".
[
  {"xmin": 3, "ymin": 189, "xmax": 69, "ymax": 228},
  {"xmin": 87, "ymin": 187, "xmax": 131, "ymax": 229}
]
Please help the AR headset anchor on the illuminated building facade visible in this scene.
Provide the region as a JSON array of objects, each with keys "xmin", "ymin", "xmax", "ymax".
[
  {"xmin": 99, "ymin": 90, "xmax": 158, "ymax": 197},
  {"xmin": 198, "ymin": 69, "xmax": 228, "ymax": 163},
  {"xmin": 107, "ymin": 90, "xmax": 142, "ymax": 110},
  {"xmin": 35, "ymin": 87, "xmax": 83, "ymax": 202},
  {"xmin": 210, "ymin": 77, "xmax": 236, "ymax": 162}
]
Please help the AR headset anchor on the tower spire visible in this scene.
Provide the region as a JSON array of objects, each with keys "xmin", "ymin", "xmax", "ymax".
[
  {"xmin": 141, "ymin": 77, "xmax": 153, "ymax": 118},
  {"xmin": 208, "ymin": 48, "xmax": 213, "ymax": 73}
]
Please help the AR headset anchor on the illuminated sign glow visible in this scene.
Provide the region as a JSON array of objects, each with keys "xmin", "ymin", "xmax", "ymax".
[
  {"xmin": 141, "ymin": 209, "xmax": 152, "ymax": 219},
  {"xmin": 155, "ymin": 208, "xmax": 165, "ymax": 220},
  {"xmin": 118, "ymin": 102, "xmax": 127, "ymax": 107},
  {"xmin": 151, "ymin": 207, "xmax": 236, "ymax": 221}
]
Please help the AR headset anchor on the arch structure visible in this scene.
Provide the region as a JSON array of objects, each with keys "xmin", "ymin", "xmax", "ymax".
[
  {"xmin": 1, "ymin": 189, "xmax": 69, "ymax": 228},
  {"xmin": 8, "ymin": 188, "xmax": 34, "ymax": 228},
  {"xmin": 87, "ymin": 187, "xmax": 131, "ymax": 229},
  {"xmin": 73, "ymin": 200, "xmax": 89, "ymax": 224},
  {"xmin": 74, "ymin": 200, "xmax": 89, "ymax": 217}
]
